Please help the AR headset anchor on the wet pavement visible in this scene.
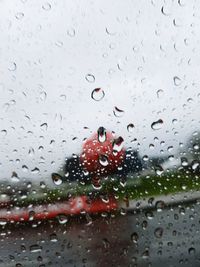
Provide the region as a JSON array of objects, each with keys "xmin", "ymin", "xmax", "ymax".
[{"xmin": 1, "ymin": 199, "xmax": 200, "ymax": 267}]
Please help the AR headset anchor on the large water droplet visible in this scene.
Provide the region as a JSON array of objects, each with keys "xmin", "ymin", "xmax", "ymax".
[
  {"xmin": 52, "ymin": 173, "xmax": 63, "ymax": 185},
  {"xmin": 97, "ymin": 127, "xmax": 107, "ymax": 143},
  {"xmin": 151, "ymin": 119, "xmax": 163, "ymax": 130},
  {"xmin": 113, "ymin": 106, "xmax": 124, "ymax": 117},
  {"xmin": 91, "ymin": 88, "xmax": 105, "ymax": 101}
]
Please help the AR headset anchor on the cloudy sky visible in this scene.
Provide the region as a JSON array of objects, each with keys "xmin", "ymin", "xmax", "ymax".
[{"xmin": 0, "ymin": 0, "xmax": 200, "ymax": 182}]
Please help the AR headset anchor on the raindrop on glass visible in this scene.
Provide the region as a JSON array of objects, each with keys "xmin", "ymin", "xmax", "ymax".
[
  {"xmin": 8, "ymin": 62, "xmax": 17, "ymax": 71},
  {"xmin": 97, "ymin": 127, "xmax": 107, "ymax": 143},
  {"xmin": 127, "ymin": 123, "xmax": 134, "ymax": 132},
  {"xmin": 99, "ymin": 155, "xmax": 109, "ymax": 167},
  {"xmin": 52, "ymin": 173, "xmax": 63, "ymax": 185},
  {"xmin": 85, "ymin": 74, "xmax": 95, "ymax": 83},
  {"xmin": 151, "ymin": 119, "xmax": 163, "ymax": 130},
  {"xmin": 42, "ymin": 2, "xmax": 51, "ymax": 11},
  {"xmin": 113, "ymin": 106, "xmax": 124, "ymax": 117},
  {"xmin": 173, "ymin": 76, "xmax": 181, "ymax": 86},
  {"xmin": 154, "ymin": 227, "xmax": 163, "ymax": 238},
  {"xmin": 15, "ymin": 12, "xmax": 24, "ymax": 20},
  {"xmin": 91, "ymin": 88, "xmax": 105, "ymax": 101}
]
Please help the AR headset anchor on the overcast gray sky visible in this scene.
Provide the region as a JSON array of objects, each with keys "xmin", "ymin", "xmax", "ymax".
[{"xmin": 0, "ymin": 0, "xmax": 200, "ymax": 182}]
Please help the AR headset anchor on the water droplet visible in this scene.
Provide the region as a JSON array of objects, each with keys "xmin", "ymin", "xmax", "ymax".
[
  {"xmin": 8, "ymin": 62, "xmax": 17, "ymax": 71},
  {"xmin": 42, "ymin": 2, "xmax": 51, "ymax": 11},
  {"xmin": 155, "ymin": 200, "xmax": 165, "ymax": 212},
  {"xmin": 31, "ymin": 167, "xmax": 40, "ymax": 174},
  {"xmin": 192, "ymin": 161, "xmax": 199, "ymax": 170},
  {"xmin": 52, "ymin": 173, "xmax": 63, "ymax": 185},
  {"xmin": 99, "ymin": 155, "xmax": 109, "ymax": 167},
  {"xmin": 127, "ymin": 123, "xmax": 134, "ymax": 132},
  {"xmin": 85, "ymin": 74, "xmax": 95, "ymax": 83},
  {"xmin": 97, "ymin": 127, "xmax": 107, "ymax": 142},
  {"xmin": 30, "ymin": 245, "xmax": 42, "ymax": 253},
  {"xmin": 22, "ymin": 165, "xmax": 29, "ymax": 172},
  {"xmin": 29, "ymin": 211, "xmax": 35, "ymax": 221},
  {"xmin": 154, "ymin": 227, "xmax": 163, "ymax": 238},
  {"xmin": 151, "ymin": 119, "xmax": 163, "ymax": 130},
  {"xmin": 50, "ymin": 233, "xmax": 58, "ymax": 242},
  {"xmin": 188, "ymin": 247, "xmax": 196, "ymax": 255},
  {"xmin": 173, "ymin": 76, "xmax": 181, "ymax": 86},
  {"xmin": 91, "ymin": 88, "xmax": 105, "ymax": 101},
  {"xmin": 11, "ymin": 171, "xmax": 19, "ymax": 182},
  {"xmin": 57, "ymin": 214, "xmax": 68, "ymax": 224},
  {"xmin": 142, "ymin": 155, "xmax": 149, "ymax": 161},
  {"xmin": 155, "ymin": 165, "xmax": 164, "ymax": 176},
  {"xmin": 131, "ymin": 232, "xmax": 139, "ymax": 243},
  {"xmin": 113, "ymin": 106, "xmax": 124, "ymax": 117},
  {"xmin": 67, "ymin": 27, "xmax": 75, "ymax": 37},
  {"xmin": 1, "ymin": 130, "xmax": 7, "ymax": 136},
  {"xmin": 112, "ymin": 136, "xmax": 124, "ymax": 155},
  {"xmin": 15, "ymin": 12, "xmax": 24, "ymax": 20},
  {"xmin": 0, "ymin": 218, "xmax": 7, "ymax": 226},
  {"xmin": 40, "ymin": 123, "xmax": 48, "ymax": 131},
  {"xmin": 181, "ymin": 157, "xmax": 188, "ymax": 167},
  {"xmin": 156, "ymin": 89, "xmax": 164, "ymax": 98},
  {"xmin": 161, "ymin": 5, "xmax": 170, "ymax": 16}
]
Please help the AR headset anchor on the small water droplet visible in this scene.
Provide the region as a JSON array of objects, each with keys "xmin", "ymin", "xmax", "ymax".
[
  {"xmin": 30, "ymin": 245, "xmax": 42, "ymax": 253},
  {"xmin": 142, "ymin": 155, "xmax": 149, "ymax": 161},
  {"xmin": 155, "ymin": 165, "xmax": 164, "ymax": 176},
  {"xmin": 42, "ymin": 2, "xmax": 51, "ymax": 11},
  {"xmin": 0, "ymin": 218, "xmax": 7, "ymax": 226},
  {"xmin": 8, "ymin": 62, "xmax": 17, "ymax": 71},
  {"xmin": 131, "ymin": 232, "xmax": 139, "ymax": 243},
  {"xmin": 67, "ymin": 27, "xmax": 75, "ymax": 37},
  {"xmin": 31, "ymin": 167, "xmax": 40, "ymax": 174},
  {"xmin": 161, "ymin": 5, "xmax": 170, "ymax": 16},
  {"xmin": 154, "ymin": 227, "xmax": 163, "ymax": 238},
  {"xmin": 91, "ymin": 88, "xmax": 105, "ymax": 101},
  {"xmin": 192, "ymin": 161, "xmax": 199, "ymax": 170},
  {"xmin": 15, "ymin": 12, "xmax": 24, "ymax": 20},
  {"xmin": 50, "ymin": 233, "xmax": 58, "ymax": 242},
  {"xmin": 113, "ymin": 106, "xmax": 124, "ymax": 117},
  {"xmin": 156, "ymin": 89, "xmax": 164, "ymax": 98},
  {"xmin": 52, "ymin": 173, "xmax": 63, "ymax": 185},
  {"xmin": 188, "ymin": 247, "xmax": 195, "ymax": 255},
  {"xmin": 112, "ymin": 137, "xmax": 124, "ymax": 153},
  {"xmin": 1, "ymin": 129, "xmax": 7, "ymax": 136},
  {"xmin": 29, "ymin": 211, "xmax": 35, "ymax": 221},
  {"xmin": 173, "ymin": 76, "xmax": 181, "ymax": 86},
  {"xmin": 127, "ymin": 123, "xmax": 134, "ymax": 132},
  {"xmin": 22, "ymin": 165, "xmax": 29, "ymax": 172},
  {"xmin": 99, "ymin": 155, "xmax": 109, "ymax": 166},
  {"xmin": 97, "ymin": 127, "xmax": 107, "ymax": 143},
  {"xmin": 40, "ymin": 123, "xmax": 48, "ymax": 131},
  {"xmin": 57, "ymin": 214, "xmax": 68, "ymax": 224},
  {"xmin": 85, "ymin": 74, "xmax": 95, "ymax": 83},
  {"xmin": 151, "ymin": 119, "xmax": 163, "ymax": 130}
]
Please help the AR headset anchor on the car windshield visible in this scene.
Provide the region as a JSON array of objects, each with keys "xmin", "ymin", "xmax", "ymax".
[{"xmin": 0, "ymin": 0, "xmax": 200, "ymax": 266}]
